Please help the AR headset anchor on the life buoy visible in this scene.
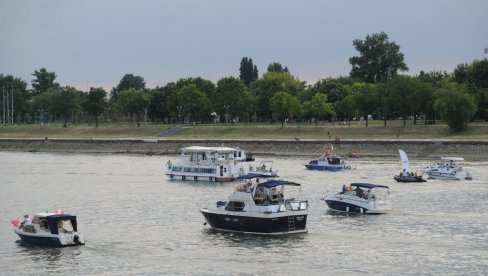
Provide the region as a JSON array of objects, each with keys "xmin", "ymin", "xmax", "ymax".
[
  {"xmin": 209, "ymin": 177, "xmax": 213, "ymax": 181},
  {"xmin": 194, "ymin": 176, "xmax": 198, "ymax": 181},
  {"xmin": 214, "ymin": 177, "xmax": 219, "ymax": 182},
  {"xmin": 182, "ymin": 176, "xmax": 186, "ymax": 181},
  {"xmin": 170, "ymin": 174, "xmax": 174, "ymax": 179}
]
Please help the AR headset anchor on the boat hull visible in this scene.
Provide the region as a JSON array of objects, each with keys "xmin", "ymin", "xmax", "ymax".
[
  {"xmin": 325, "ymin": 199, "xmax": 389, "ymax": 214},
  {"xmin": 16, "ymin": 233, "xmax": 63, "ymax": 246},
  {"xmin": 425, "ymin": 171, "xmax": 466, "ymax": 180},
  {"xmin": 200, "ymin": 210, "xmax": 307, "ymax": 235},
  {"xmin": 15, "ymin": 230, "xmax": 84, "ymax": 247},
  {"xmin": 304, "ymin": 164, "xmax": 351, "ymax": 171},
  {"xmin": 166, "ymin": 174, "xmax": 236, "ymax": 182},
  {"xmin": 393, "ymin": 175, "xmax": 426, "ymax": 182}
]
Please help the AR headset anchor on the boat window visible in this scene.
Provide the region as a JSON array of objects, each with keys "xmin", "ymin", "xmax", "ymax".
[
  {"xmin": 309, "ymin": 160, "xmax": 318, "ymax": 165},
  {"xmin": 23, "ymin": 225, "xmax": 36, "ymax": 233},
  {"xmin": 225, "ymin": 201, "xmax": 245, "ymax": 212}
]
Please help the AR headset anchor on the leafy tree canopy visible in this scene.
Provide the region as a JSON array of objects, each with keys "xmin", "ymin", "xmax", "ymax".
[
  {"xmin": 267, "ymin": 62, "xmax": 289, "ymax": 73},
  {"xmin": 269, "ymin": 91, "xmax": 301, "ymax": 127},
  {"xmin": 349, "ymin": 32, "xmax": 408, "ymax": 83},
  {"xmin": 111, "ymin": 74, "xmax": 145, "ymax": 100},
  {"xmin": 213, "ymin": 77, "xmax": 247, "ymax": 121},
  {"xmin": 117, "ymin": 88, "xmax": 149, "ymax": 126},
  {"xmin": 239, "ymin": 57, "xmax": 259, "ymax": 87},
  {"xmin": 434, "ymin": 81, "xmax": 477, "ymax": 131},
  {"xmin": 31, "ymin": 68, "xmax": 59, "ymax": 95},
  {"xmin": 251, "ymin": 72, "xmax": 304, "ymax": 121}
]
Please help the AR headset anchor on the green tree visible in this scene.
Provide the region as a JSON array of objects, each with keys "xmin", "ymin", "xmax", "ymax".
[
  {"xmin": 251, "ymin": 72, "xmax": 304, "ymax": 121},
  {"xmin": 175, "ymin": 77, "xmax": 215, "ymax": 99},
  {"xmin": 36, "ymin": 86, "xmax": 80, "ymax": 127},
  {"xmin": 31, "ymin": 68, "xmax": 59, "ymax": 95},
  {"xmin": 111, "ymin": 74, "xmax": 145, "ymax": 100},
  {"xmin": 454, "ymin": 59, "xmax": 488, "ymax": 121},
  {"xmin": 349, "ymin": 32, "xmax": 408, "ymax": 83},
  {"xmin": 117, "ymin": 88, "xmax": 149, "ymax": 127},
  {"xmin": 267, "ymin": 62, "xmax": 289, "ymax": 73},
  {"xmin": 239, "ymin": 57, "xmax": 259, "ymax": 87},
  {"xmin": 172, "ymin": 84, "xmax": 210, "ymax": 124},
  {"xmin": 83, "ymin": 87, "xmax": 107, "ymax": 127},
  {"xmin": 334, "ymin": 95, "xmax": 356, "ymax": 126},
  {"xmin": 213, "ymin": 77, "xmax": 247, "ymax": 123},
  {"xmin": 303, "ymin": 93, "xmax": 332, "ymax": 126},
  {"xmin": 269, "ymin": 92, "xmax": 301, "ymax": 127},
  {"xmin": 434, "ymin": 82, "xmax": 476, "ymax": 131},
  {"xmin": 350, "ymin": 83, "xmax": 380, "ymax": 127}
]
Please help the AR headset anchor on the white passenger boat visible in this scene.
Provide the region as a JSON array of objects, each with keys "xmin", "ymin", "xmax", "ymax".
[
  {"xmin": 13, "ymin": 212, "xmax": 85, "ymax": 246},
  {"xmin": 166, "ymin": 146, "xmax": 245, "ymax": 182},
  {"xmin": 248, "ymin": 160, "xmax": 278, "ymax": 177},
  {"xmin": 322, "ymin": 183, "xmax": 392, "ymax": 214},
  {"xmin": 200, "ymin": 177, "xmax": 308, "ymax": 235},
  {"xmin": 424, "ymin": 157, "xmax": 473, "ymax": 180}
]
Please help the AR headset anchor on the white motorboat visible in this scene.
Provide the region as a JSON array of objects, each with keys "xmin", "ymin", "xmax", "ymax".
[
  {"xmin": 248, "ymin": 160, "xmax": 278, "ymax": 177},
  {"xmin": 322, "ymin": 183, "xmax": 392, "ymax": 214},
  {"xmin": 166, "ymin": 146, "xmax": 245, "ymax": 182},
  {"xmin": 393, "ymin": 150, "xmax": 426, "ymax": 182},
  {"xmin": 200, "ymin": 177, "xmax": 308, "ymax": 235},
  {"xmin": 424, "ymin": 157, "xmax": 473, "ymax": 180},
  {"xmin": 13, "ymin": 212, "xmax": 85, "ymax": 246}
]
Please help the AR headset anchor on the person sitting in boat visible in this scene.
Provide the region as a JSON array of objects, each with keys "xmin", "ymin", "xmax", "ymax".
[
  {"xmin": 356, "ymin": 187, "xmax": 363, "ymax": 198},
  {"xmin": 261, "ymin": 164, "xmax": 266, "ymax": 170},
  {"xmin": 249, "ymin": 165, "xmax": 254, "ymax": 172},
  {"xmin": 342, "ymin": 184, "xmax": 347, "ymax": 194},
  {"xmin": 348, "ymin": 185, "xmax": 352, "ymax": 192},
  {"xmin": 20, "ymin": 215, "xmax": 30, "ymax": 227}
]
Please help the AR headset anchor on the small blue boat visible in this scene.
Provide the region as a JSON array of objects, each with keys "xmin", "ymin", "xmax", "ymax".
[
  {"xmin": 305, "ymin": 156, "xmax": 351, "ymax": 171},
  {"xmin": 305, "ymin": 144, "xmax": 351, "ymax": 171}
]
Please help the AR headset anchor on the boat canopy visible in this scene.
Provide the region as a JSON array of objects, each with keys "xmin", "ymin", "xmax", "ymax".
[
  {"xmin": 237, "ymin": 173, "xmax": 274, "ymax": 179},
  {"xmin": 351, "ymin": 183, "xmax": 389, "ymax": 189},
  {"xmin": 257, "ymin": 180, "xmax": 301, "ymax": 188},
  {"xmin": 181, "ymin": 146, "xmax": 238, "ymax": 153},
  {"xmin": 441, "ymin": 157, "xmax": 464, "ymax": 161},
  {"xmin": 46, "ymin": 214, "xmax": 78, "ymax": 234}
]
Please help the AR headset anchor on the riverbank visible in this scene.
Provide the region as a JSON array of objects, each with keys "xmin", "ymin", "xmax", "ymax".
[{"xmin": 1, "ymin": 138, "xmax": 487, "ymax": 161}]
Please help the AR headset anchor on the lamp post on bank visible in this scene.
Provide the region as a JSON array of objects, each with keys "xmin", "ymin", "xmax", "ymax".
[{"xmin": 224, "ymin": 105, "xmax": 229, "ymax": 124}]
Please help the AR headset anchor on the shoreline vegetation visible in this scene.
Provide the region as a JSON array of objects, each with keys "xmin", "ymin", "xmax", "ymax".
[{"xmin": 1, "ymin": 122, "xmax": 487, "ymax": 160}]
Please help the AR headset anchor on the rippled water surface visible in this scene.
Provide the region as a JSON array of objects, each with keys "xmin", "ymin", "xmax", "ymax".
[{"xmin": 1, "ymin": 151, "xmax": 487, "ymax": 275}]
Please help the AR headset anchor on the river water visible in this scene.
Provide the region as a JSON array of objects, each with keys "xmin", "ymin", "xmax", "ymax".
[{"xmin": 0, "ymin": 151, "xmax": 487, "ymax": 275}]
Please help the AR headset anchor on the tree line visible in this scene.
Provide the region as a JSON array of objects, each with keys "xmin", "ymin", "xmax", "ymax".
[{"xmin": 1, "ymin": 32, "xmax": 486, "ymax": 131}]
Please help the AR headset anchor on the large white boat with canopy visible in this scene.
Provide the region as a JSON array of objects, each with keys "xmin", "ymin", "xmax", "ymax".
[
  {"xmin": 165, "ymin": 146, "xmax": 246, "ymax": 182},
  {"xmin": 424, "ymin": 157, "xmax": 473, "ymax": 180}
]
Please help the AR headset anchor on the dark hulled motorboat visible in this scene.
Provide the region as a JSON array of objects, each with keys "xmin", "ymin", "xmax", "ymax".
[
  {"xmin": 200, "ymin": 177, "xmax": 308, "ymax": 235},
  {"xmin": 393, "ymin": 174, "xmax": 426, "ymax": 182},
  {"xmin": 322, "ymin": 183, "xmax": 392, "ymax": 214}
]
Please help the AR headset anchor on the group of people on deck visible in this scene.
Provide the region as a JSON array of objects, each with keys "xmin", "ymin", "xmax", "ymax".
[{"xmin": 341, "ymin": 185, "xmax": 372, "ymax": 199}]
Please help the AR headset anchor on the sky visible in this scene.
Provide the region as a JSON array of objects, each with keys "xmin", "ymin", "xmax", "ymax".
[{"xmin": 1, "ymin": 0, "xmax": 487, "ymax": 91}]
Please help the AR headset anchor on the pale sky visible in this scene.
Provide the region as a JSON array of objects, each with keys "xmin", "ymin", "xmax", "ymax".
[{"xmin": 1, "ymin": 0, "xmax": 487, "ymax": 91}]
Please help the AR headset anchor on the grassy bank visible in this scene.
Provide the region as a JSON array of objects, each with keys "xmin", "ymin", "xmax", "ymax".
[{"xmin": 0, "ymin": 121, "xmax": 487, "ymax": 141}]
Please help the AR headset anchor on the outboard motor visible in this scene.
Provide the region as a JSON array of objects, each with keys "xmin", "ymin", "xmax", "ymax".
[{"xmin": 73, "ymin": 234, "xmax": 84, "ymax": 246}]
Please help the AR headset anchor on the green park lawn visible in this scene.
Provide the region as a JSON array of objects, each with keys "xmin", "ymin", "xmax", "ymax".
[{"xmin": 0, "ymin": 120, "xmax": 487, "ymax": 141}]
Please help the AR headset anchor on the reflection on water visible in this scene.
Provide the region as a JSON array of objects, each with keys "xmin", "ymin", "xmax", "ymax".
[{"xmin": 1, "ymin": 152, "xmax": 488, "ymax": 274}]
